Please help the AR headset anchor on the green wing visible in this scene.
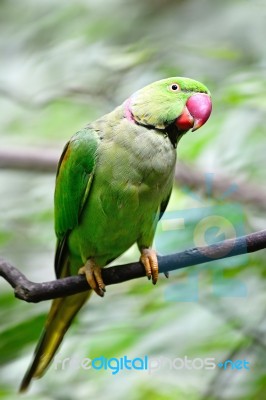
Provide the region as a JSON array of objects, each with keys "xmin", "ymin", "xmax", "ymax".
[{"xmin": 54, "ymin": 127, "xmax": 100, "ymax": 277}]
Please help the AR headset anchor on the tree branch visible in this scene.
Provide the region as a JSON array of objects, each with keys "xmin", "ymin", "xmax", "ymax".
[
  {"xmin": 0, "ymin": 230, "xmax": 265, "ymax": 303},
  {"xmin": 1, "ymin": 147, "xmax": 266, "ymax": 211}
]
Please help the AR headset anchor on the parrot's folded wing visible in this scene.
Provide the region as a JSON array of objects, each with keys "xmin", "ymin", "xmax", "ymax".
[{"xmin": 54, "ymin": 127, "xmax": 100, "ymax": 278}]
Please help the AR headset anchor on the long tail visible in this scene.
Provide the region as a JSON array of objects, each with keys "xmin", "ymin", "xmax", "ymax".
[{"xmin": 19, "ymin": 282, "xmax": 91, "ymax": 392}]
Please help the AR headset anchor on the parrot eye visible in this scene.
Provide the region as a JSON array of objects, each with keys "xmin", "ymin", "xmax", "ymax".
[{"xmin": 169, "ymin": 83, "xmax": 180, "ymax": 92}]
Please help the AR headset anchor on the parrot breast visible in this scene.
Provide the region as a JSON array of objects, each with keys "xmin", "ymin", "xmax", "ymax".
[{"xmin": 68, "ymin": 110, "xmax": 176, "ymax": 267}]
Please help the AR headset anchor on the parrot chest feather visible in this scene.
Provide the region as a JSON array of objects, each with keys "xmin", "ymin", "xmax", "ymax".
[{"xmin": 68, "ymin": 109, "xmax": 177, "ymax": 267}]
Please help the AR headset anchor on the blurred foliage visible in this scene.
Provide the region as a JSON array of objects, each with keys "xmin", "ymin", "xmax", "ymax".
[{"xmin": 0, "ymin": 0, "xmax": 266, "ymax": 399}]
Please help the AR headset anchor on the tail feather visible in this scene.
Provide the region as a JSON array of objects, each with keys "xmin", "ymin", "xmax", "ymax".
[
  {"xmin": 20, "ymin": 242, "xmax": 92, "ymax": 393},
  {"xmin": 19, "ymin": 288, "xmax": 91, "ymax": 393}
]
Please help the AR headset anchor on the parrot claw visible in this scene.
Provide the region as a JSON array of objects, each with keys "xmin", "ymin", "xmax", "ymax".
[
  {"xmin": 79, "ymin": 260, "xmax": 105, "ymax": 297},
  {"xmin": 140, "ymin": 248, "xmax": 159, "ymax": 285},
  {"xmin": 164, "ymin": 271, "xmax": 169, "ymax": 278}
]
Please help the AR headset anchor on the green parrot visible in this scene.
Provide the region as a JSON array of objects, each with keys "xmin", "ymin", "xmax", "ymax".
[{"xmin": 19, "ymin": 77, "xmax": 212, "ymax": 392}]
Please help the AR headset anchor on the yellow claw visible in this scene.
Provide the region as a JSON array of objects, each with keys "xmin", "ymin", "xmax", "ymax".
[
  {"xmin": 79, "ymin": 259, "xmax": 106, "ymax": 297},
  {"xmin": 140, "ymin": 248, "xmax": 159, "ymax": 285}
]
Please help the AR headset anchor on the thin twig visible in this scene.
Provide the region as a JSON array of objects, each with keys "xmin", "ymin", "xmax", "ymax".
[{"xmin": 0, "ymin": 230, "xmax": 265, "ymax": 303}]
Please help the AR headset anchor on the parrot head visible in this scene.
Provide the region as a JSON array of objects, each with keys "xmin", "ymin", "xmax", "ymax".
[{"xmin": 125, "ymin": 77, "xmax": 212, "ymax": 136}]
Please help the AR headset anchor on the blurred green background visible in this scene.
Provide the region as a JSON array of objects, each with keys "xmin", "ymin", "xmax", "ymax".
[{"xmin": 0, "ymin": 0, "xmax": 266, "ymax": 399}]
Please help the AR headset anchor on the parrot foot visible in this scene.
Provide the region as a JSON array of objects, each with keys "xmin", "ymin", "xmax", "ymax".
[
  {"xmin": 140, "ymin": 248, "xmax": 158, "ymax": 285},
  {"xmin": 78, "ymin": 260, "xmax": 106, "ymax": 297}
]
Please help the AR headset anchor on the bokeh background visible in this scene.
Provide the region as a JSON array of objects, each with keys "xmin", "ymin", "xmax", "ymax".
[{"xmin": 0, "ymin": 0, "xmax": 266, "ymax": 399}]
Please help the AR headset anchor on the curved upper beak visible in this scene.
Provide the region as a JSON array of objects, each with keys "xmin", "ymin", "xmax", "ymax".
[{"xmin": 175, "ymin": 93, "xmax": 212, "ymax": 132}]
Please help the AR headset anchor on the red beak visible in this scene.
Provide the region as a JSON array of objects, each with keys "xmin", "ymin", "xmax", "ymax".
[{"xmin": 175, "ymin": 93, "xmax": 212, "ymax": 132}]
